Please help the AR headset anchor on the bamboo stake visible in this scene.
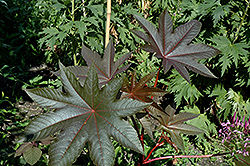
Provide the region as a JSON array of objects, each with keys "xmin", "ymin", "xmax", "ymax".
[{"xmin": 105, "ymin": 0, "xmax": 111, "ymax": 47}]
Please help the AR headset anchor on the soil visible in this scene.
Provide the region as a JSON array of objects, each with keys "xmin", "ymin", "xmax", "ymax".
[{"xmin": 15, "ymin": 100, "xmax": 46, "ymax": 121}]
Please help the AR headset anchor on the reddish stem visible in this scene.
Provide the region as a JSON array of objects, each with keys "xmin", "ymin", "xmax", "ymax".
[
  {"xmin": 151, "ymin": 67, "xmax": 161, "ymax": 99},
  {"xmin": 161, "ymin": 133, "xmax": 178, "ymax": 153},
  {"xmin": 144, "ymin": 135, "xmax": 165, "ymax": 162},
  {"xmin": 154, "ymin": 68, "xmax": 161, "ymax": 88},
  {"xmin": 143, "ymin": 152, "xmax": 231, "ymax": 164},
  {"xmin": 234, "ymin": 155, "xmax": 250, "ymax": 165},
  {"xmin": 140, "ymin": 127, "xmax": 145, "ymax": 165}
]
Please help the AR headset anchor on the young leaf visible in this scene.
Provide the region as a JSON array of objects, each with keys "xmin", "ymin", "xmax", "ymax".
[
  {"xmin": 133, "ymin": 8, "xmax": 220, "ymax": 83},
  {"xmin": 120, "ymin": 70, "xmax": 166, "ymax": 140},
  {"xmin": 15, "ymin": 142, "xmax": 33, "ymax": 157},
  {"xmin": 120, "ymin": 70, "xmax": 167, "ymax": 111},
  {"xmin": 23, "ymin": 147, "xmax": 42, "ymax": 166},
  {"xmin": 152, "ymin": 105, "xmax": 204, "ymax": 151},
  {"xmin": 20, "ymin": 62, "xmax": 149, "ymax": 166}
]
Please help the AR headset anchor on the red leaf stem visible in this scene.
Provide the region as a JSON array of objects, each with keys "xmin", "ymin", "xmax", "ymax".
[
  {"xmin": 144, "ymin": 135, "xmax": 165, "ymax": 162},
  {"xmin": 151, "ymin": 68, "xmax": 161, "ymax": 99},
  {"xmin": 161, "ymin": 132, "xmax": 178, "ymax": 153},
  {"xmin": 154, "ymin": 68, "xmax": 161, "ymax": 88},
  {"xmin": 143, "ymin": 152, "xmax": 231, "ymax": 164}
]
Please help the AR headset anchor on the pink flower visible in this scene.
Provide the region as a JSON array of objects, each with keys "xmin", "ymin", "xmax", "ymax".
[
  {"xmin": 232, "ymin": 112, "xmax": 236, "ymax": 123},
  {"xmin": 242, "ymin": 115, "xmax": 245, "ymax": 123}
]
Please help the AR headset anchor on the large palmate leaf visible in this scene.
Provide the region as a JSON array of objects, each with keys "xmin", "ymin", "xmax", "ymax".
[
  {"xmin": 120, "ymin": 70, "xmax": 167, "ymax": 112},
  {"xmin": 145, "ymin": 105, "xmax": 204, "ymax": 151},
  {"xmin": 54, "ymin": 40, "xmax": 131, "ymax": 87},
  {"xmin": 53, "ymin": 65, "xmax": 89, "ymax": 86},
  {"xmin": 133, "ymin": 8, "xmax": 221, "ymax": 83},
  {"xmin": 19, "ymin": 62, "xmax": 149, "ymax": 166},
  {"xmin": 81, "ymin": 40, "xmax": 132, "ymax": 86}
]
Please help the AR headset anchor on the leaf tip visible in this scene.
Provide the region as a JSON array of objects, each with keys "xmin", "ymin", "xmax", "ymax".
[{"xmin": 16, "ymin": 134, "xmax": 35, "ymax": 143}]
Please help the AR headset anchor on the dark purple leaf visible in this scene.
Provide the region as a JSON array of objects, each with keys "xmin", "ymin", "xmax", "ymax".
[
  {"xmin": 82, "ymin": 40, "xmax": 132, "ymax": 86},
  {"xmin": 133, "ymin": 8, "xmax": 221, "ymax": 83},
  {"xmin": 19, "ymin": 63, "xmax": 149, "ymax": 166}
]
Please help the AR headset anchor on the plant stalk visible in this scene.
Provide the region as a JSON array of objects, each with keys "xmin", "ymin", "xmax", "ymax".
[
  {"xmin": 72, "ymin": 0, "xmax": 75, "ymax": 21},
  {"xmin": 232, "ymin": 0, "xmax": 250, "ymax": 44},
  {"xmin": 105, "ymin": 0, "xmax": 111, "ymax": 47},
  {"xmin": 144, "ymin": 136, "xmax": 165, "ymax": 162}
]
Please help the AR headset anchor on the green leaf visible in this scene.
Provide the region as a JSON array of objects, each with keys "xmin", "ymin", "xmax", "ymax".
[
  {"xmin": 57, "ymin": 32, "xmax": 67, "ymax": 43},
  {"xmin": 117, "ymin": 27, "xmax": 130, "ymax": 44},
  {"xmin": 75, "ymin": 21, "xmax": 87, "ymax": 41},
  {"xmin": 86, "ymin": 5, "xmax": 104, "ymax": 18},
  {"xmin": 86, "ymin": 17, "xmax": 100, "ymax": 27},
  {"xmin": 213, "ymin": 6, "xmax": 223, "ymax": 25},
  {"xmin": 38, "ymin": 28, "xmax": 60, "ymax": 48},
  {"xmin": 209, "ymin": 84, "xmax": 241, "ymax": 120},
  {"xmin": 60, "ymin": 21, "xmax": 74, "ymax": 32},
  {"xmin": 23, "ymin": 147, "xmax": 42, "ymax": 165},
  {"xmin": 219, "ymin": 54, "xmax": 232, "ymax": 76},
  {"xmin": 165, "ymin": 70, "xmax": 203, "ymax": 107},
  {"xmin": 20, "ymin": 62, "xmax": 149, "ymax": 166},
  {"xmin": 52, "ymin": 1, "xmax": 66, "ymax": 11},
  {"xmin": 210, "ymin": 36, "xmax": 249, "ymax": 76}
]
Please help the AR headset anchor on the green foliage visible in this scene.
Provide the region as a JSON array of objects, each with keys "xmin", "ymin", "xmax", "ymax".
[
  {"xmin": 36, "ymin": 0, "xmax": 90, "ymax": 65},
  {"xmin": 209, "ymin": 84, "xmax": 250, "ymax": 120},
  {"xmin": 163, "ymin": 70, "xmax": 203, "ymax": 108},
  {"xmin": 181, "ymin": 0, "xmax": 231, "ymax": 25},
  {"xmin": 35, "ymin": 0, "xmax": 142, "ymax": 66},
  {"xmin": 0, "ymin": 0, "xmax": 45, "ymax": 69},
  {"xmin": 130, "ymin": 50, "xmax": 161, "ymax": 79},
  {"xmin": 210, "ymin": 36, "xmax": 249, "ymax": 76}
]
